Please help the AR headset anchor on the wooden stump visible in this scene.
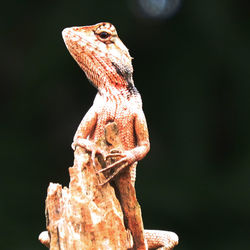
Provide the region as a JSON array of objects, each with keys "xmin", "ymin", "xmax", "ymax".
[
  {"xmin": 39, "ymin": 123, "xmax": 133, "ymax": 249},
  {"xmin": 38, "ymin": 122, "xmax": 179, "ymax": 249}
]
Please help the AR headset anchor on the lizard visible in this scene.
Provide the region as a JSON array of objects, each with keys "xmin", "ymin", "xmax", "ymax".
[{"xmin": 62, "ymin": 22, "xmax": 178, "ymax": 250}]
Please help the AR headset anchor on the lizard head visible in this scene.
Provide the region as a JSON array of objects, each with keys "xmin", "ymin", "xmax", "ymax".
[{"xmin": 62, "ymin": 22, "xmax": 134, "ymax": 91}]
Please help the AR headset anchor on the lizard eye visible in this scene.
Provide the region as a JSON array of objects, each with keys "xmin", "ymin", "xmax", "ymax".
[{"xmin": 98, "ymin": 31, "xmax": 111, "ymax": 40}]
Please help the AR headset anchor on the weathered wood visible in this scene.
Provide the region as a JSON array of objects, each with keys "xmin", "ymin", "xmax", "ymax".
[
  {"xmin": 39, "ymin": 122, "xmax": 179, "ymax": 249},
  {"xmin": 39, "ymin": 122, "xmax": 133, "ymax": 249}
]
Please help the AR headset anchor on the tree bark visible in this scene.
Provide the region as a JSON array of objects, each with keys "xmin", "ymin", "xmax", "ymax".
[
  {"xmin": 39, "ymin": 123, "xmax": 133, "ymax": 249},
  {"xmin": 38, "ymin": 122, "xmax": 179, "ymax": 249}
]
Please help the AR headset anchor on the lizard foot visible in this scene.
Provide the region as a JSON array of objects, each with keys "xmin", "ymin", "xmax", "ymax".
[
  {"xmin": 98, "ymin": 162, "xmax": 129, "ymax": 185},
  {"xmin": 97, "ymin": 150, "xmax": 136, "ymax": 185},
  {"xmin": 72, "ymin": 138, "xmax": 106, "ymax": 165}
]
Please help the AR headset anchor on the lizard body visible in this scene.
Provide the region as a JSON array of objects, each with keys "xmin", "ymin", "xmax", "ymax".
[
  {"xmin": 63, "ymin": 23, "xmax": 149, "ymax": 184},
  {"xmin": 62, "ymin": 22, "xmax": 178, "ymax": 250}
]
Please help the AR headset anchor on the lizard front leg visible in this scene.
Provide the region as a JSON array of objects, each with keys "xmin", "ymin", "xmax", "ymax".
[
  {"xmin": 98, "ymin": 111, "xmax": 150, "ymax": 183},
  {"xmin": 72, "ymin": 106, "xmax": 97, "ymax": 146},
  {"xmin": 72, "ymin": 106, "xmax": 105, "ymax": 161}
]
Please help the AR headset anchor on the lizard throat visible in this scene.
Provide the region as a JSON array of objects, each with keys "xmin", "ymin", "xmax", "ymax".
[
  {"xmin": 85, "ymin": 57, "xmax": 138, "ymax": 100},
  {"xmin": 96, "ymin": 77, "xmax": 138, "ymax": 101}
]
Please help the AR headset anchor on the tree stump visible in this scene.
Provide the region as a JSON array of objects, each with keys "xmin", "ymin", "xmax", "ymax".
[
  {"xmin": 39, "ymin": 122, "xmax": 133, "ymax": 249},
  {"xmin": 39, "ymin": 122, "xmax": 179, "ymax": 249}
]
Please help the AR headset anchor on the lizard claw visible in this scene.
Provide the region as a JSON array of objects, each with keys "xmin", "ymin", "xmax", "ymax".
[
  {"xmin": 91, "ymin": 149, "xmax": 97, "ymax": 166},
  {"xmin": 72, "ymin": 138, "xmax": 93, "ymax": 151},
  {"xmin": 98, "ymin": 156, "xmax": 127, "ymax": 173},
  {"xmin": 72, "ymin": 138, "xmax": 106, "ymax": 164},
  {"xmin": 106, "ymin": 152, "xmax": 123, "ymax": 159},
  {"xmin": 97, "ymin": 162, "xmax": 129, "ymax": 185},
  {"xmin": 98, "ymin": 150, "xmax": 136, "ymax": 174},
  {"xmin": 105, "ymin": 148, "xmax": 123, "ymax": 158},
  {"xmin": 96, "ymin": 150, "xmax": 137, "ymax": 184},
  {"xmin": 90, "ymin": 148, "xmax": 106, "ymax": 166}
]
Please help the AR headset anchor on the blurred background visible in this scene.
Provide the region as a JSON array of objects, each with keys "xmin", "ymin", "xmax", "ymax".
[{"xmin": 1, "ymin": 0, "xmax": 250, "ymax": 249}]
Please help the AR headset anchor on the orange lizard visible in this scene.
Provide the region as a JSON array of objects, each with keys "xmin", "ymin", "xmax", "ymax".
[{"xmin": 62, "ymin": 22, "xmax": 178, "ymax": 250}]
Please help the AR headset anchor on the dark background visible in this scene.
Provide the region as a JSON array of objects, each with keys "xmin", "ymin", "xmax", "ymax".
[{"xmin": 2, "ymin": 0, "xmax": 250, "ymax": 249}]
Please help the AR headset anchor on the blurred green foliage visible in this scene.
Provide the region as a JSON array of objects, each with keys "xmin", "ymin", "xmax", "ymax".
[{"xmin": 1, "ymin": 0, "xmax": 250, "ymax": 249}]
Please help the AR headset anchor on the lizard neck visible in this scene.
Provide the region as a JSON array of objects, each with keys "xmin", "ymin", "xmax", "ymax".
[
  {"xmin": 94, "ymin": 61, "xmax": 138, "ymax": 102},
  {"xmin": 98, "ymin": 78, "xmax": 138, "ymax": 103}
]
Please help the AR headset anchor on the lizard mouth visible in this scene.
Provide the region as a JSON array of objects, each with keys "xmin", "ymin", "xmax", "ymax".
[
  {"xmin": 62, "ymin": 27, "xmax": 96, "ymax": 54},
  {"xmin": 62, "ymin": 28, "xmax": 72, "ymax": 50},
  {"xmin": 62, "ymin": 28, "xmax": 70, "ymax": 41}
]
